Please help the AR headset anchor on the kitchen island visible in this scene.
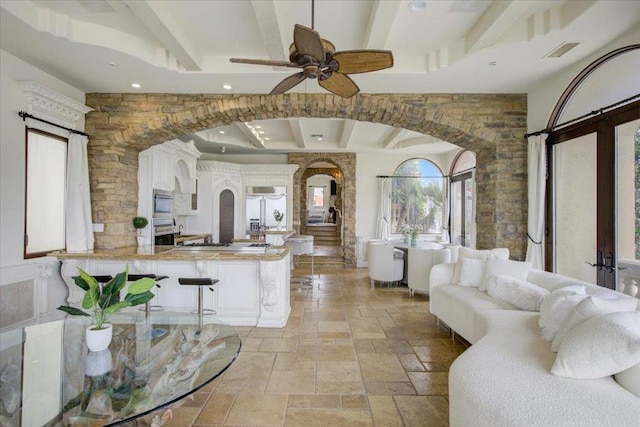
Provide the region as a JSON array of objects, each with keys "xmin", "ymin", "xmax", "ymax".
[{"xmin": 50, "ymin": 244, "xmax": 291, "ymax": 328}]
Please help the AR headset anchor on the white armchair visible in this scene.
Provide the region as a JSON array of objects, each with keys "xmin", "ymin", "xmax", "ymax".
[
  {"xmin": 407, "ymin": 247, "xmax": 451, "ymax": 296},
  {"xmin": 368, "ymin": 243, "xmax": 404, "ymax": 287}
]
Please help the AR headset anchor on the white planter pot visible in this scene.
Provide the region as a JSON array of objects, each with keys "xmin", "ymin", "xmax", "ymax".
[
  {"xmin": 86, "ymin": 323, "xmax": 113, "ymax": 352},
  {"xmin": 85, "ymin": 349, "xmax": 113, "ymax": 376}
]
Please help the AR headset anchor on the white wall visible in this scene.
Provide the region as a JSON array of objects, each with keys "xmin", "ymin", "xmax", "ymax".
[
  {"xmin": 527, "ymin": 26, "xmax": 640, "ymax": 133},
  {"xmin": 0, "ymin": 49, "xmax": 86, "ymax": 329}
]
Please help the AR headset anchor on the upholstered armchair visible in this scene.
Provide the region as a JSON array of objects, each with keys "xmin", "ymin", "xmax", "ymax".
[
  {"xmin": 407, "ymin": 247, "xmax": 451, "ymax": 296},
  {"xmin": 367, "ymin": 242, "xmax": 404, "ymax": 287}
]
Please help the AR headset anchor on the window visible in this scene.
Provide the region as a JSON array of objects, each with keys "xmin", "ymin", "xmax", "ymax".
[
  {"xmin": 25, "ymin": 129, "xmax": 67, "ymax": 257},
  {"xmin": 450, "ymin": 151, "xmax": 476, "ymax": 247},
  {"xmin": 312, "ymin": 187, "xmax": 324, "ymax": 207},
  {"xmin": 391, "ymin": 158, "xmax": 444, "ymax": 235}
]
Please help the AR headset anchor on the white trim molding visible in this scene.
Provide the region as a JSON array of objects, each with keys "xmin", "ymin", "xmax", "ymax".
[{"xmin": 18, "ymin": 81, "xmax": 92, "ymax": 129}]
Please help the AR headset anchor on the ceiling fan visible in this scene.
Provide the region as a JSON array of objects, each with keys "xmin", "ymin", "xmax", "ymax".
[{"xmin": 229, "ymin": 0, "xmax": 393, "ymax": 98}]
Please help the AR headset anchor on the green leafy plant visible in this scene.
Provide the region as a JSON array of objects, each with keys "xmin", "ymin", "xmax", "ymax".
[
  {"xmin": 273, "ymin": 209, "xmax": 284, "ymax": 222},
  {"xmin": 133, "ymin": 216, "xmax": 148, "ymax": 236},
  {"xmin": 57, "ymin": 266, "xmax": 155, "ymax": 330}
]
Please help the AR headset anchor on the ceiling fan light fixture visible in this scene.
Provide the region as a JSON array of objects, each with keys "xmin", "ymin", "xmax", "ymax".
[{"xmin": 408, "ymin": 0, "xmax": 428, "ymax": 12}]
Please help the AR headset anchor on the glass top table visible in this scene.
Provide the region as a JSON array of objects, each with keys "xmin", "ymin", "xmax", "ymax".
[{"xmin": 0, "ymin": 312, "xmax": 241, "ymax": 426}]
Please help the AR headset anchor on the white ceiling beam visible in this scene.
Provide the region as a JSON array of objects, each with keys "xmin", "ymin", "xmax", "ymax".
[
  {"xmin": 339, "ymin": 120, "xmax": 356, "ymax": 149},
  {"xmin": 383, "ymin": 128, "xmax": 408, "ymax": 150},
  {"xmin": 123, "ymin": 0, "xmax": 202, "ymax": 71},
  {"xmin": 235, "ymin": 123, "xmax": 266, "ymax": 149},
  {"xmin": 250, "ymin": 0, "xmax": 289, "ymax": 63},
  {"xmin": 464, "ymin": 0, "xmax": 531, "ymax": 53},
  {"xmin": 362, "ymin": 0, "xmax": 402, "ymax": 49},
  {"xmin": 289, "ymin": 119, "xmax": 307, "ymax": 149}
]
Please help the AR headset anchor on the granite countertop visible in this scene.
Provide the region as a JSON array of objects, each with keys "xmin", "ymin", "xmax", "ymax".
[{"xmin": 50, "ymin": 245, "xmax": 289, "ymax": 261}]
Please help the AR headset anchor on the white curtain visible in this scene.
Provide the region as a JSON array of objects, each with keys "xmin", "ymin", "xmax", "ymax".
[
  {"xmin": 440, "ymin": 177, "xmax": 450, "ymax": 243},
  {"xmin": 469, "ymin": 170, "xmax": 477, "ymax": 249},
  {"xmin": 376, "ymin": 177, "xmax": 391, "ymax": 239},
  {"xmin": 65, "ymin": 133, "xmax": 94, "ymax": 251},
  {"xmin": 526, "ymin": 133, "xmax": 547, "ymax": 269}
]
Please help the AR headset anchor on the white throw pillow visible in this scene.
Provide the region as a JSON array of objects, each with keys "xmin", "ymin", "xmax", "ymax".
[
  {"xmin": 458, "ymin": 257, "xmax": 486, "ymax": 288},
  {"xmin": 451, "ymin": 247, "xmax": 510, "ymax": 285},
  {"xmin": 538, "ymin": 285, "xmax": 588, "ymax": 342},
  {"xmin": 486, "ymin": 275, "xmax": 550, "ymax": 311},
  {"xmin": 551, "ymin": 296, "xmax": 639, "ymax": 352},
  {"xmin": 615, "ymin": 362, "xmax": 640, "ymax": 398},
  {"xmin": 551, "ymin": 311, "xmax": 640, "ymax": 379},
  {"xmin": 479, "ymin": 257, "xmax": 531, "ymax": 292}
]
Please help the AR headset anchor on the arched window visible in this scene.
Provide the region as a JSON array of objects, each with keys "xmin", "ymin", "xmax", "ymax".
[
  {"xmin": 390, "ymin": 158, "xmax": 444, "ymax": 235},
  {"xmin": 449, "ymin": 151, "xmax": 476, "ymax": 247}
]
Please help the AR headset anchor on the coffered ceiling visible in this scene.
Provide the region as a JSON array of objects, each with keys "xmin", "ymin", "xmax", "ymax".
[{"xmin": 2, "ymin": 0, "xmax": 638, "ymax": 156}]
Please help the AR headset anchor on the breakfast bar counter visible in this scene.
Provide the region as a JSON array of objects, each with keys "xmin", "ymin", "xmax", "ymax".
[{"xmin": 50, "ymin": 245, "xmax": 291, "ymax": 328}]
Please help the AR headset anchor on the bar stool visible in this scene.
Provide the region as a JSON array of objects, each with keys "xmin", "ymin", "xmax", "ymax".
[
  {"xmin": 128, "ymin": 274, "xmax": 167, "ymax": 314},
  {"xmin": 286, "ymin": 235, "xmax": 314, "ymax": 289},
  {"xmin": 178, "ymin": 278, "xmax": 219, "ymax": 316}
]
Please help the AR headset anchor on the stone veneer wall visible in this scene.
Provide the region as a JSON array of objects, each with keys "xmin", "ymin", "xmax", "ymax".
[{"xmin": 84, "ymin": 93, "xmax": 527, "ymax": 260}]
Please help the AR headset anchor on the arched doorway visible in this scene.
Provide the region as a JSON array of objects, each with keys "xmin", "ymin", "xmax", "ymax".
[{"xmin": 300, "ymin": 163, "xmax": 344, "ymax": 256}]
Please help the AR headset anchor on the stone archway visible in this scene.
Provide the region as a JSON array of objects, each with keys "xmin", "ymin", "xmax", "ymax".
[
  {"xmin": 85, "ymin": 93, "xmax": 527, "ymax": 259},
  {"xmin": 289, "ymin": 156, "xmax": 351, "ymax": 262}
]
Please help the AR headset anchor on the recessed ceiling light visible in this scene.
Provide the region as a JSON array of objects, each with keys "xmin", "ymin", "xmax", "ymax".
[
  {"xmin": 408, "ymin": 0, "xmax": 428, "ymax": 12},
  {"xmin": 222, "ymin": 84, "xmax": 232, "ymax": 90},
  {"xmin": 258, "ymin": 131, "xmax": 265, "ymax": 134},
  {"xmin": 131, "ymin": 83, "xmax": 141, "ymax": 88},
  {"xmin": 265, "ymin": 137, "xmax": 271, "ymax": 141},
  {"xmin": 255, "ymin": 125, "xmax": 262, "ymax": 129},
  {"xmin": 219, "ymin": 130, "xmax": 225, "ymax": 134}
]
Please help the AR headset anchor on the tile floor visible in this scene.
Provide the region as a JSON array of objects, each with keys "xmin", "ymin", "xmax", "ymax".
[{"xmin": 157, "ymin": 264, "xmax": 467, "ymax": 427}]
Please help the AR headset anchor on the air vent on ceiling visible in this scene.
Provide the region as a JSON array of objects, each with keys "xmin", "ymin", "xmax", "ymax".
[{"xmin": 545, "ymin": 42, "xmax": 580, "ymax": 58}]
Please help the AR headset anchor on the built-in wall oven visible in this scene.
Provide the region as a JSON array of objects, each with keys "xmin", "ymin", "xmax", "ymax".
[
  {"xmin": 153, "ymin": 189, "xmax": 173, "ymax": 219},
  {"xmin": 153, "ymin": 218, "xmax": 176, "ymax": 246}
]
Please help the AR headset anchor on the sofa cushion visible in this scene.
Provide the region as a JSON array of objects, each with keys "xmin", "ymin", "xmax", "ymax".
[
  {"xmin": 452, "ymin": 247, "xmax": 509, "ymax": 285},
  {"xmin": 479, "ymin": 258, "xmax": 531, "ymax": 292},
  {"xmin": 430, "ymin": 284, "xmax": 516, "ymax": 343},
  {"xmin": 538, "ymin": 285, "xmax": 588, "ymax": 341},
  {"xmin": 458, "ymin": 257, "xmax": 486, "ymax": 288},
  {"xmin": 486, "ymin": 275, "xmax": 549, "ymax": 311},
  {"xmin": 551, "ymin": 295, "xmax": 639, "ymax": 352},
  {"xmin": 551, "ymin": 311, "xmax": 640, "ymax": 379},
  {"xmin": 615, "ymin": 362, "xmax": 640, "ymax": 397}
]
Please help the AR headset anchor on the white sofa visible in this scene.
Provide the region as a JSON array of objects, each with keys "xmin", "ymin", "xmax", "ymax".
[{"xmin": 430, "ymin": 261, "xmax": 640, "ymax": 427}]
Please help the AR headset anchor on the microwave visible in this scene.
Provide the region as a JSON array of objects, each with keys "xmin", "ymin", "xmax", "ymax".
[{"xmin": 153, "ymin": 189, "xmax": 173, "ymax": 218}]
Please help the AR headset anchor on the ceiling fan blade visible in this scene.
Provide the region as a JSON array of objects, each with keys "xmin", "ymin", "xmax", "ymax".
[
  {"xmin": 270, "ymin": 72, "xmax": 307, "ymax": 94},
  {"xmin": 331, "ymin": 50, "xmax": 394, "ymax": 74},
  {"xmin": 319, "ymin": 72, "xmax": 360, "ymax": 98},
  {"xmin": 293, "ymin": 24, "xmax": 325, "ymax": 62},
  {"xmin": 230, "ymin": 58, "xmax": 299, "ymax": 68}
]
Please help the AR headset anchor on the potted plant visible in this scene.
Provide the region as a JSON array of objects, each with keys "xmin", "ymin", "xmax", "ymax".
[
  {"xmin": 400, "ymin": 225, "xmax": 412, "ymax": 244},
  {"xmin": 133, "ymin": 216, "xmax": 148, "ymax": 246},
  {"xmin": 273, "ymin": 209, "xmax": 284, "ymax": 231},
  {"xmin": 410, "ymin": 224, "xmax": 423, "ymax": 246},
  {"xmin": 58, "ymin": 266, "xmax": 155, "ymax": 351}
]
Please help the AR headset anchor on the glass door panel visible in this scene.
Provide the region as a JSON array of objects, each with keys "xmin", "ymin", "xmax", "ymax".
[
  {"xmin": 554, "ymin": 133, "xmax": 597, "ymax": 284},
  {"xmin": 615, "ymin": 119, "xmax": 640, "ymax": 293},
  {"xmin": 464, "ymin": 177, "xmax": 474, "ymax": 248},
  {"xmin": 451, "ymin": 180, "xmax": 462, "ymax": 245}
]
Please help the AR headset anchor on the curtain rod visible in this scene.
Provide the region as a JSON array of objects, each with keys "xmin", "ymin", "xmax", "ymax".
[
  {"xmin": 524, "ymin": 93, "xmax": 640, "ymax": 139},
  {"xmin": 376, "ymin": 175, "xmax": 446, "ymax": 179},
  {"xmin": 18, "ymin": 111, "xmax": 89, "ymax": 137}
]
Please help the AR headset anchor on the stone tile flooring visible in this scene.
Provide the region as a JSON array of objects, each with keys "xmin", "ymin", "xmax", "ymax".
[{"xmin": 159, "ymin": 267, "xmax": 467, "ymax": 427}]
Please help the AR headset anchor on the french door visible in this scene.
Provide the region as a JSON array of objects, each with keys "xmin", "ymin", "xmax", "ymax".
[
  {"xmin": 547, "ymin": 101, "xmax": 640, "ymax": 289},
  {"xmin": 450, "ymin": 171, "xmax": 473, "ymax": 247}
]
